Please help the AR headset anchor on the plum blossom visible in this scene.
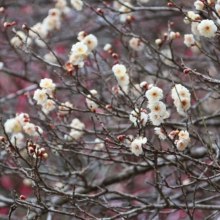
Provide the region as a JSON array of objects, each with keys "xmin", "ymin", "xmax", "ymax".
[
  {"xmin": 130, "ymin": 136, "xmax": 147, "ymax": 156},
  {"xmin": 154, "ymin": 128, "xmax": 166, "ymax": 140},
  {"xmin": 197, "ymin": 20, "xmax": 217, "ymax": 38},
  {"xmin": 70, "ymin": 0, "xmax": 83, "ymax": 11}
]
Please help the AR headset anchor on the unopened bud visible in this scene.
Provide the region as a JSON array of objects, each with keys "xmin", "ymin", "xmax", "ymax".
[
  {"xmin": 22, "ymin": 24, "xmax": 29, "ymax": 30},
  {"xmin": 117, "ymin": 135, "xmax": 125, "ymax": 141},
  {"xmin": 163, "ymin": 33, "xmax": 168, "ymax": 39},
  {"xmin": 0, "ymin": 136, "xmax": 5, "ymax": 141},
  {"xmin": 140, "ymin": 81, "xmax": 148, "ymax": 89},
  {"xmin": 183, "ymin": 68, "xmax": 190, "ymax": 74},
  {"xmin": 155, "ymin": 39, "xmax": 162, "ymax": 45},
  {"xmin": 112, "ymin": 53, "xmax": 119, "ymax": 59},
  {"xmin": 29, "ymin": 147, "xmax": 35, "ymax": 154},
  {"xmin": 96, "ymin": 8, "xmax": 103, "ymax": 14},
  {"xmin": 105, "ymin": 137, "xmax": 110, "ymax": 142},
  {"xmin": 0, "ymin": 7, "xmax": 5, "ymax": 13},
  {"xmin": 42, "ymin": 153, "xmax": 48, "ymax": 159},
  {"xmin": 19, "ymin": 195, "xmax": 26, "ymax": 200},
  {"xmin": 167, "ymin": 2, "xmax": 173, "ymax": 6},
  {"xmin": 4, "ymin": 22, "xmax": 11, "ymax": 28},
  {"xmin": 106, "ymin": 104, "xmax": 112, "ymax": 109}
]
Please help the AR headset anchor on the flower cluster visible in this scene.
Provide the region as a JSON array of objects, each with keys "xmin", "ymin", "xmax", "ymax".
[
  {"xmin": 171, "ymin": 84, "xmax": 191, "ymax": 116},
  {"xmin": 66, "ymin": 32, "xmax": 98, "ymax": 72},
  {"xmin": 129, "ymin": 108, "xmax": 148, "ymax": 127},
  {"xmin": 86, "ymin": 90, "xmax": 99, "ymax": 111},
  {"xmin": 33, "ymin": 78, "xmax": 56, "ymax": 114},
  {"xmin": 146, "ymin": 86, "xmax": 169, "ymax": 126},
  {"xmin": 112, "ymin": 64, "xmax": 130, "ymax": 94},
  {"xmin": 27, "ymin": 142, "xmax": 48, "ymax": 159},
  {"xmin": 4, "ymin": 113, "xmax": 43, "ymax": 138},
  {"xmin": 175, "ymin": 130, "xmax": 190, "ymax": 151},
  {"xmin": 9, "ymin": 0, "xmax": 85, "ymax": 49},
  {"xmin": 58, "ymin": 102, "xmax": 73, "ymax": 116},
  {"xmin": 64, "ymin": 118, "xmax": 85, "ymax": 141}
]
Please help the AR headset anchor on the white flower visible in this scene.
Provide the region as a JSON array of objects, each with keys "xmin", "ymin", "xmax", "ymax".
[
  {"xmin": 176, "ymin": 139, "xmax": 189, "ymax": 151},
  {"xmin": 42, "ymin": 15, "xmax": 61, "ymax": 31},
  {"xmin": 4, "ymin": 118, "xmax": 22, "ymax": 133},
  {"xmin": 64, "ymin": 130, "xmax": 82, "ymax": 141},
  {"xmin": 129, "ymin": 109, "xmax": 139, "ymax": 126},
  {"xmin": 148, "ymin": 101, "xmax": 166, "ymax": 116},
  {"xmin": 29, "ymin": 23, "xmax": 48, "ymax": 39},
  {"xmin": 86, "ymin": 95, "xmax": 99, "ymax": 109},
  {"xmin": 69, "ymin": 53, "xmax": 85, "ymax": 65},
  {"xmin": 171, "ymin": 84, "xmax": 191, "ymax": 100},
  {"xmin": 184, "ymin": 34, "xmax": 195, "ymax": 47},
  {"xmin": 35, "ymin": 38, "xmax": 47, "ymax": 48},
  {"xmin": 82, "ymin": 34, "xmax": 98, "ymax": 52},
  {"xmin": 10, "ymin": 133, "xmax": 24, "ymax": 148},
  {"xmin": 191, "ymin": 22, "xmax": 201, "ymax": 36},
  {"xmin": 10, "ymin": 31, "xmax": 32, "ymax": 48},
  {"xmin": 33, "ymin": 89, "xmax": 48, "ymax": 105},
  {"xmin": 94, "ymin": 138, "xmax": 104, "ymax": 150},
  {"xmin": 16, "ymin": 113, "xmax": 30, "ymax": 126},
  {"xmin": 44, "ymin": 52, "xmax": 57, "ymax": 63},
  {"xmin": 116, "ymin": 73, "xmax": 130, "ymax": 86},
  {"xmin": 149, "ymin": 113, "xmax": 164, "ymax": 126},
  {"xmin": 140, "ymin": 110, "xmax": 148, "ymax": 126},
  {"xmin": 103, "ymin": 43, "xmax": 112, "ymax": 51},
  {"xmin": 216, "ymin": 4, "xmax": 220, "ymax": 15},
  {"xmin": 77, "ymin": 31, "xmax": 86, "ymax": 41},
  {"xmin": 145, "ymin": 86, "xmax": 163, "ymax": 102},
  {"xmin": 129, "ymin": 37, "xmax": 144, "ymax": 51},
  {"xmin": 130, "ymin": 136, "xmax": 147, "ymax": 156},
  {"xmin": 197, "ymin": 19, "xmax": 217, "ymax": 38},
  {"xmin": 188, "ymin": 11, "xmax": 197, "ymax": 20},
  {"xmin": 194, "ymin": 1, "xmax": 204, "ymax": 10},
  {"xmin": 171, "ymin": 84, "xmax": 191, "ymax": 116},
  {"xmin": 71, "ymin": 42, "xmax": 88, "ymax": 55},
  {"xmin": 58, "ymin": 102, "xmax": 73, "ymax": 115},
  {"xmin": 40, "ymin": 78, "xmax": 56, "ymax": 91},
  {"xmin": 174, "ymin": 98, "xmax": 191, "ymax": 111},
  {"xmin": 112, "ymin": 64, "xmax": 126, "ymax": 77},
  {"xmin": 154, "ymin": 128, "xmax": 166, "ymax": 140},
  {"xmin": 23, "ymin": 123, "xmax": 43, "ymax": 136},
  {"xmin": 42, "ymin": 100, "xmax": 56, "ymax": 113},
  {"xmin": 178, "ymin": 130, "xmax": 190, "ymax": 141},
  {"xmin": 70, "ymin": 0, "xmax": 83, "ymax": 11},
  {"xmin": 71, "ymin": 118, "xmax": 85, "ymax": 130}
]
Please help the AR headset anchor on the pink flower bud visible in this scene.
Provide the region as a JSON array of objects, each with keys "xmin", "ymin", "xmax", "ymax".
[
  {"xmin": 112, "ymin": 53, "xmax": 119, "ymax": 59},
  {"xmin": 20, "ymin": 195, "xmax": 26, "ymax": 200},
  {"xmin": 117, "ymin": 135, "xmax": 125, "ymax": 141}
]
